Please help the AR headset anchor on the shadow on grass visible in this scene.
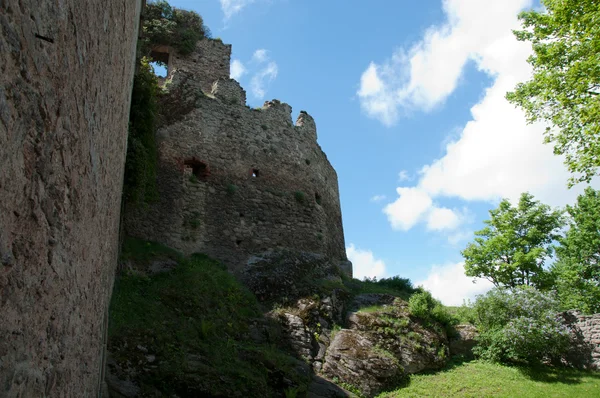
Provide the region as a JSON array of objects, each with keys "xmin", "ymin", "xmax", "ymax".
[{"xmin": 516, "ymin": 364, "xmax": 600, "ymax": 385}]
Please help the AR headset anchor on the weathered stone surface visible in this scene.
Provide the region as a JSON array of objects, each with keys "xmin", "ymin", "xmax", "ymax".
[
  {"xmin": 449, "ymin": 324, "xmax": 478, "ymax": 358},
  {"xmin": 280, "ymin": 313, "xmax": 316, "ymax": 360},
  {"xmin": 560, "ymin": 311, "xmax": 600, "ymax": 369},
  {"xmin": 322, "ymin": 330, "xmax": 404, "ymax": 397},
  {"xmin": 308, "ymin": 375, "xmax": 357, "ymax": 398},
  {"xmin": 0, "ymin": 1, "xmax": 140, "ymax": 396},
  {"xmin": 124, "ymin": 38, "xmax": 352, "ymax": 278},
  {"xmin": 322, "ymin": 294, "xmax": 449, "ymax": 396}
]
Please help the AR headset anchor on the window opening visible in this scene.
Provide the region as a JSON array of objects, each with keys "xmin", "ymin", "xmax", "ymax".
[{"xmin": 184, "ymin": 159, "xmax": 209, "ymax": 180}]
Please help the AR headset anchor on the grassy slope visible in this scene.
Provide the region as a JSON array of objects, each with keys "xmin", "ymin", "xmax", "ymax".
[
  {"xmin": 379, "ymin": 360, "xmax": 600, "ymax": 398},
  {"xmin": 109, "ymin": 238, "xmax": 309, "ymax": 397}
]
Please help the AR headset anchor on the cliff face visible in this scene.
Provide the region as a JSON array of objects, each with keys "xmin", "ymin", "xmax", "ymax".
[
  {"xmin": 125, "ymin": 39, "xmax": 352, "ymax": 276},
  {"xmin": 0, "ymin": 1, "xmax": 141, "ymax": 396}
]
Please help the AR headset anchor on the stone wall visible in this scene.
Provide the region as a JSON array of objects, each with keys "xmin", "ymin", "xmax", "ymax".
[
  {"xmin": 562, "ymin": 311, "xmax": 600, "ymax": 369},
  {"xmin": 125, "ymin": 39, "xmax": 351, "ymax": 276},
  {"xmin": 0, "ymin": 1, "xmax": 141, "ymax": 396}
]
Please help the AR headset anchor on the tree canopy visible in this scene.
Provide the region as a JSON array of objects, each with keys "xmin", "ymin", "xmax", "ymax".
[
  {"xmin": 506, "ymin": 0, "xmax": 600, "ymax": 186},
  {"xmin": 551, "ymin": 187, "xmax": 600, "ymax": 313},
  {"xmin": 142, "ymin": 0, "xmax": 211, "ymax": 56},
  {"xmin": 462, "ymin": 193, "xmax": 563, "ymax": 288}
]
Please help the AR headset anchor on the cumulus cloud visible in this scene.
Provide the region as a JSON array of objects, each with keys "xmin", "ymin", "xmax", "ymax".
[
  {"xmin": 383, "ymin": 187, "xmax": 466, "ymax": 232},
  {"xmin": 367, "ymin": 0, "xmax": 597, "ymax": 233},
  {"xmin": 346, "ymin": 244, "xmax": 387, "ymax": 280},
  {"xmin": 357, "ymin": 0, "xmax": 534, "ymax": 124},
  {"xmin": 230, "ymin": 59, "xmax": 246, "ymax": 80},
  {"xmin": 417, "ymin": 262, "xmax": 494, "ymax": 306},
  {"xmin": 220, "ymin": 0, "xmax": 255, "ymax": 20},
  {"xmin": 383, "ymin": 187, "xmax": 433, "ymax": 231},
  {"xmin": 426, "ymin": 207, "xmax": 461, "ymax": 231},
  {"xmin": 370, "ymin": 195, "xmax": 387, "ymax": 203}
]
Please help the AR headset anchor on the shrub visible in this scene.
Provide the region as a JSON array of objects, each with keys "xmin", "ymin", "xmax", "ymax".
[
  {"xmin": 408, "ymin": 290, "xmax": 456, "ymax": 332},
  {"xmin": 472, "ymin": 286, "xmax": 570, "ymax": 364},
  {"xmin": 141, "ymin": 1, "xmax": 211, "ymax": 56}
]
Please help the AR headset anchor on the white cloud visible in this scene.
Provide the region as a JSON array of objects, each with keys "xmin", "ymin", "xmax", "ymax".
[
  {"xmin": 370, "ymin": 195, "xmax": 387, "ymax": 203},
  {"xmin": 250, "ymin": 61, "xmax": 278, "ymax": 99},
  {"xmin": 417, "ymin": 262, "xmax": 494, "ymax": 306},
  {"xmin": 366, "ymin": 0, "xmax": 598, "ymax": 231},
  {"xmin": 357, "ymin": 0, "xmax": 535, "ymax": 124},
  {"xmin": 233, "ymin": 49, "xmax": 278, "ymax": 99},
  {"xmin": 426, "ymin": 207, "xmax": 460, "ymax": 231},
  {"xmin": 383, "ymin": 187, "xmax": 433, "ymax": 231},
  {"xmin": 220, "ymin": 0, "xmax": 254, "ymax": 20},
  {"xmin": 398, "ymin": 170, "xmax": 411, "ymax": 182},
  {"xmin": 230, "ymin": 59, "xmax": 246, "ymax": 80},
  {"xmin": 346, "ymin": 244, "xmax": 387, "ymax": 280},
  {"xmin": 252, "ymin": 49, "xmax": 269, "ymax": 63},
  {"xmin": 383, "ymin": 187, "xmax": 467, "ymax": 232}
]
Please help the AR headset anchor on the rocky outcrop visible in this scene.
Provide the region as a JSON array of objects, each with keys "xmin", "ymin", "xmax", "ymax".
[
  {"xmin": 0, "ymin": 1, "xmax": 141, "ymax": 396},
  {"xmin": 323, "ymin": 329, "xmax": 404, "ymax": 397},
  {"xmin": 274, "ymin": 293, "xmax": 450, "ymax": 397}
]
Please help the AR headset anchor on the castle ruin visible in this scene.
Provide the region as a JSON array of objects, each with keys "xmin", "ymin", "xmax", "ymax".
[{"xmin": 125, "ymin": 39, "xmax": 353, "ymax": 276}]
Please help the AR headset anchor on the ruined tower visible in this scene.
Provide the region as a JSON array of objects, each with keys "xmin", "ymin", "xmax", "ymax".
[{"xmin": 125, "ymin": 39, "xmax": 352, "ymax": 276}]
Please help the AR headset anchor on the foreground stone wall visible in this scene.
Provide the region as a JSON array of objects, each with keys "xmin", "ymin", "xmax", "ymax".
[
  {"xmin": 562, "ymin": 311, "xmax": 600, "ymax": 369},
  {"xmin": 0, "ymin": 1, "xmax": 141, "ymax": 396},
  {"xmin": 125, "ymin": 39, "xmax": 351, "ymax": 275}
]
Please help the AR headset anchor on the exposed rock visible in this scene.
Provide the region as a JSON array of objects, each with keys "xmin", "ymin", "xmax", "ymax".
[
  {"xmin": 308, "ymin": 375, "xmax": 357, "ymax": 398},
  {"xmin": 449, "ymin": 324, "xmax": 478, "ymax": 358},
  {"xmin": 280, "ymin": 313, "xmax": 316, "ymax": 360},
  {"xmin": 322, "ymin": 329, "xmax": 404, "ymax": 397},
  {"xmin": 322, "ymin": 294, "xmax": 449, "ymax": 397}
]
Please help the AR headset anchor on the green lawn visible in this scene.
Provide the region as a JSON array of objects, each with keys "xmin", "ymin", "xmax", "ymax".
[{"xmin": 379, "ymin": 360, "xmax": 600, "ymax": 398}]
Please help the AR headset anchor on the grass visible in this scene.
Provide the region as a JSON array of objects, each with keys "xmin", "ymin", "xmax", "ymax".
[
  {"xmin": 109, "ymin": 238, "xmax": 310, "ymax": 396},
  {"xmin": 378, "ymin": 360, "xmax": 600, "ymax": 398}
]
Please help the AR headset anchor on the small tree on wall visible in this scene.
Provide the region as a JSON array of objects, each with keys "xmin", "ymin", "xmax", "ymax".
[{"xmin": 141, "ymin": 0, "xmax": 211, "ymax": 56}]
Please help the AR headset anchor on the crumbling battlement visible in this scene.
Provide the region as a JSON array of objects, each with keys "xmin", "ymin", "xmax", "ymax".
[{"xmin": 126, "ymin": 39, "xmax": 352, "ymax": 276}]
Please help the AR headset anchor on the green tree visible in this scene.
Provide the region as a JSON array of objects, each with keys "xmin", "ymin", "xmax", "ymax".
[
  {"xmin": 551, "ymin": 187, "xmax": 600, "ymax": 313},
  {"xmin": 506, "ymin": 0, "xmax": 600, "ymax": 186},
  {"xmin": 462, "ymin": 193, "xmax": 563, "ymax": 288},
  {"xmin": 141, "ymin": 0, "xmax": 211, "ymax": 56}
]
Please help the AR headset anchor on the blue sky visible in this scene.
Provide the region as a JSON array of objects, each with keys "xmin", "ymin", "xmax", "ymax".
[{"xmin": 162, "ymin": 0, "xmax": 597, "ymax": 305}]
